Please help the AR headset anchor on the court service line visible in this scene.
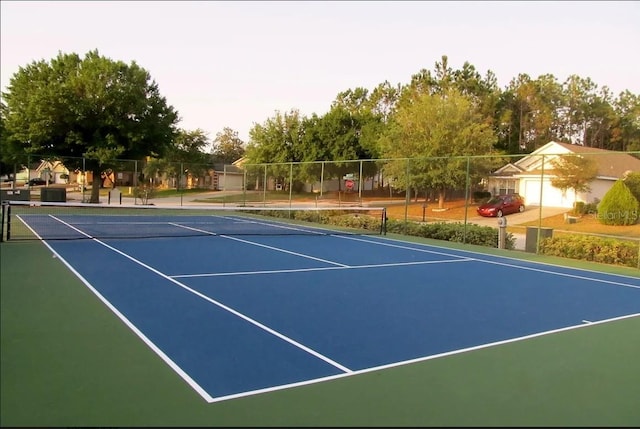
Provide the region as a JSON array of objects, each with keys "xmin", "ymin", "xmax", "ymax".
[
  {"xmin": 171, "ymin": 258, "xmax": 473, "ymax": 278},
  {"xmin": 475, "ymin": 259, "xmax": 640, "ymax": 289},
  {"xmin": 170, "ymin": 222, "xmax": 350, "ymax": 267},
  {"xmin": 216, "ymin": 215, "xmax": 327, "ymax": 235},
  {"xmin": 335, "ymin": 235, "xmax": 640, "ymax": 289},
  {"xmin": 334, "ymin": 234, "xmax": 473, "ymax": 259},
  {"xmin": 51, "ymin": 215, "xmax": 354, "ymax": 375},
  {"xmin": 209, "ymin": 311, "xmax": 640, "ymax": 403},
  {"xmin": 358, "ymin": 233, "xmax": 640, "ymax": 282}
]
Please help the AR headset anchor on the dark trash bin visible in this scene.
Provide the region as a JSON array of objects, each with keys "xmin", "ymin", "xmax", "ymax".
[
  {"xmin": 0, "ymin": 189, "xmax": 30, "ymax": 202},
  {"xmin": 40, "ymin": 187, "xmax": 66, "ymax": 202},
  {"xmin": 525, "ymin": 226, "xmax": 553, "ymax": 253}
]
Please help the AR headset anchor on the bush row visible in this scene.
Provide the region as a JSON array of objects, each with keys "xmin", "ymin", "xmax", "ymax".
[
  {"xmin": 539, "ymin": 234, "xmax": 639, "ymax": 268},
  {"xmin": 385, "ymin": 219, "xmax": 516, "ymax": 249},
  {"xmin": 251, "ymin": 209, "xmax": 514, "ymax": 249}
]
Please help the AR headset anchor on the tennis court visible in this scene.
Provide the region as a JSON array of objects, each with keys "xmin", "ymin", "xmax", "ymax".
[{"xmin": 2, "ymin": 200, "xmax": 640, "ymax": 425}]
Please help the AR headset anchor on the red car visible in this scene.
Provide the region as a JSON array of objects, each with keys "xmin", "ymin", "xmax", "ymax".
[{"xmin": 477, "ymin": 194, "xmax": 525, "ymax": 217}]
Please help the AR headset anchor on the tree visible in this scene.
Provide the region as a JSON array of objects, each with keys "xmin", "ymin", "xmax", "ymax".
[
  {"xmin": 244, "ymin": 109, "xmax": 305, "ymax": 190},
  {"xmin": 144, "ymin": 129, "xmax": 210, "ymax": 188},
  {"xmin": 0, "ymin": 100, "xmax": 29, "ymax": 185},
  {"xmin": 612, "ymin": 91, "xmax": 640, "ymax": 151},
  {"xmin": 550, "ymin": 154, "xmax": 599, "ymax": 213},
  {"xmin": 2, "ymin": 50, "xmax": 179, "ymax": 202},
  {"xmin": 211, "ymin": 127, "xmax": 245, "ymax": 164},
  {"xmin": 381, "ymin": 88, "xmax": 497, "ymax": 208}
]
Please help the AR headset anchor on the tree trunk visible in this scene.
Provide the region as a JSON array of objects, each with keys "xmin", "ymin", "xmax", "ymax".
[
  {"xmin": 438, "ymin": 188, "xmax": 446, "ymax": 209},
  {"xmin": 88, "ymin": 168, "xmax": 101, "ymax": 203}
]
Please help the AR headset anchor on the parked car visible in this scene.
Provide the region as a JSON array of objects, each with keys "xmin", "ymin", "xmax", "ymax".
[
  {"xmin": 28, "ymin": 178, "xmax": 47, "ymax": 186},
  {"xmin": 477, "ymin": 194, "xmax": 525, "ymax": 217}
]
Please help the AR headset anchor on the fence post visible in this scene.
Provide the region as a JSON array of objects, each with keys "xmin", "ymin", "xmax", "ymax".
[
  {"xmin": 463, "ymin": 155, "xmax": 471, "ymax": 244},
  {"xmin": 358, "ymin": 160, "xmax": 363, "ymax": 200},
  {"xmin": 263, "ymin": 165, "xmax": 267, "ymax": 206},
  {"xmin": 404, "ymin": 159, "xmax": 410, "ymax": 229},
  {"xmin": 536, "ymin": 154, "xmax": 546, "ymax": 254},
  {"xmin": 289, "ymin": 162, "xmax": 293, "ymax": 210},
  {"xmin": 320, "ymin": 161, "xmax": 325, "ymax": 198}
]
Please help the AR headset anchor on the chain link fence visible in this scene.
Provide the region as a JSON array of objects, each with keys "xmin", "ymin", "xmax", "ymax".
[{"xmin": 1, "ymin": 150, "xmax": 638, "ymax": 267}]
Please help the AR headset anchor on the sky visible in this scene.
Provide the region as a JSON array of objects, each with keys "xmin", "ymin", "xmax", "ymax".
[{"xmin": 1, "ymin": 1, "xmax": 639, "ymax": 144}]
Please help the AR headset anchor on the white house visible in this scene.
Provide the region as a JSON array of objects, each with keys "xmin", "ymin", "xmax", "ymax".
[{"xmin": 487, "ymin": 141, "xmax": 640, "ymax": 208}]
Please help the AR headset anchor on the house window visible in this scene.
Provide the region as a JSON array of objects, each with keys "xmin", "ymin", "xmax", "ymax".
[{"xmin": 497, "ymin": 179, "xmax": 517, "ymax": 195}]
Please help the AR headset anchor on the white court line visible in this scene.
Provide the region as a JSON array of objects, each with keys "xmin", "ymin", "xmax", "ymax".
[
  {"xmin": 217, "ymin": 215, "xmax": 328, "ymax": 235},
  {"xmin": 172, "ymin": 258, "xmax": 473, "ymax": 278},
  {"xmin": 171, "ymin": 223, "xmax": 350, "ymax": 267},
  {"xmin": 207, "ymin": 312, "xmax": 640, "ymax": 403},
  {"xmin": 335, "ymin": 234, "xmax": 475, "ymax": 259},
  {"xmin": 476, "ymin": 258, "xmax": 640, "ymax": 289},
  {"xmin": 20, "ymin": 215, "xmax": 640, "ymax": 404},
  {"xmin": 14, "ymin": 215, "xmax": 214, "ymax": 402},
  {"xmin": 335, "ymin": 235, "xmax": 640, "ymax": 289},
  {"xmin": 50, "ymin": 216, "xmax": 354, "ymax": 375}
]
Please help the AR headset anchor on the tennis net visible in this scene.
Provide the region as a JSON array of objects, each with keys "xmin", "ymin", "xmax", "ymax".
[{"xmin": 1, "ymin": 201, "xmax": 387, "ymax": 241}]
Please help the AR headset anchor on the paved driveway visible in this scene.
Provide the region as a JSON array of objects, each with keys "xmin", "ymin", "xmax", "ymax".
[
  {"xmin": 467, "ymin": 206, "xmax": 569, "ymax": 228},
  {"xmin": 465, "ymin": 206, "xmax": 569, "ymax": 250}
]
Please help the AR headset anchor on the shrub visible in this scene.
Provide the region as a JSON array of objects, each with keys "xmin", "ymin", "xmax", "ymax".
[
  {"xmin": 623, "ymin": 171, "xmax": 640, "ymax": 202},
  {"xmin": 597, "ymin": 179, "xmax": 639, "ymax": 225},
  {"xmin": 473, "ymin": 190, "xmax": 492, "ymax": 203},
  {"xmin": 250, "ymin": 210, "xmax": 515, "ymax": 249},
  {"xmin": 584, "ymin": 200, "xmax": 599, "ymax": 215},
  {"xmin": 539, "ymin": 234, "xmax": 638, "ymax": 268},
  {"xmin": 386, "ymin": 219, "xmax": 515, "ymax": 249},
  {"xmin": 134, "ymin": 185, "xmax": 156, "ymax": 204}
]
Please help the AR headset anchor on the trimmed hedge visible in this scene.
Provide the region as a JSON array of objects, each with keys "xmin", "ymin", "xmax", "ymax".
[
  {"xmin": 249, "ymin": 209, "xmax": 515, "ymax": 249},
  {"xmin": 539, "ymin": 234, "xmax": 639, "ymax": 268},
  {"xmin": 385, "ymin": 219, "xmax": 516, "ymax": 249}
]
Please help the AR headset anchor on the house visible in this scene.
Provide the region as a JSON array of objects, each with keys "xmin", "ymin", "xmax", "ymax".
[
  {"xmin": 487, "ymin": 141, "xmax": 640, "ymax": 208},
  {"xmin": 9, "ymin": 160, "xmax": 75, "ymax": 185},
  {"xmin": 200, "ymin": 163, "xmax": 244, "ymax": 191}
]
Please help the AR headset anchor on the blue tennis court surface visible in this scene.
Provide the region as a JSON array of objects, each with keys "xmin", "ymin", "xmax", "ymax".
[{"xmin": 19, "ymin": 212, "xmax": 640, "ymax": 403}]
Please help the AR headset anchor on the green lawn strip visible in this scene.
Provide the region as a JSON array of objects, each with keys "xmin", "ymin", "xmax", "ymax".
[{"xmin": 2, "ymin": 241, "xmax": 639, "ymax": 426}]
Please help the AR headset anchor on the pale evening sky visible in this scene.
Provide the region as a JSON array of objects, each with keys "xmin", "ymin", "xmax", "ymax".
[{"xmin": 1, "ymin": 1, "xmax": 639, "ymax": 144}]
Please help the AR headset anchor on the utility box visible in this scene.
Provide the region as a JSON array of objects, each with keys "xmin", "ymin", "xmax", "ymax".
[
  {"xmin": 525, "ymin": 226, "xmax": 553, "ymax": 253},
  {"xmin": 40, "ymin": 187, "xmax": 66, "ymax": 202},
  {"xmin": 0, "ymin": 189, "xmax": 30, "ymax": 202}
]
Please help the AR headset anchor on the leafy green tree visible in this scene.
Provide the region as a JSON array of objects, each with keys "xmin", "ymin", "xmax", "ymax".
[
  {"xmin": 211, "ymin": 127, "xmax": 245, "ymax": 164},
  {"xmin": 0, "ymin": 101, "xmax": 28, "ymax": 184},
  {"xmin": 381, "ymin": 88, "xmax": 497, "ymax": 208},
  {"xmin": 144, "ymin": 128, "xmax": 210, "ymax": 188},
  {"xmin": 2, "ymin": 50, "xmax": 179, "ymax": 202},
  {"xmin": 550, "ymin": 155, "xmax": 599, "ymax": 213},
  {"xmin": 612, "ymin": 91, "xmax": 640, "ymax": 151},
  {"xmin": 597, "ymin": 179, "xmax": 639, "ymax": 225},
  {"xmin": 367, "ymin": 80, "xmax": 401, "ymax": 124},
  {"xmin": 244, "ymin": 109, "xmax": 305, "ymax": 190}
]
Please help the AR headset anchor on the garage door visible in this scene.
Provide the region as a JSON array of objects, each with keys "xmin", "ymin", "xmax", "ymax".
[{"xmin": 523, "ymin": 179, "xmax": 569, "ymax": 207}]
